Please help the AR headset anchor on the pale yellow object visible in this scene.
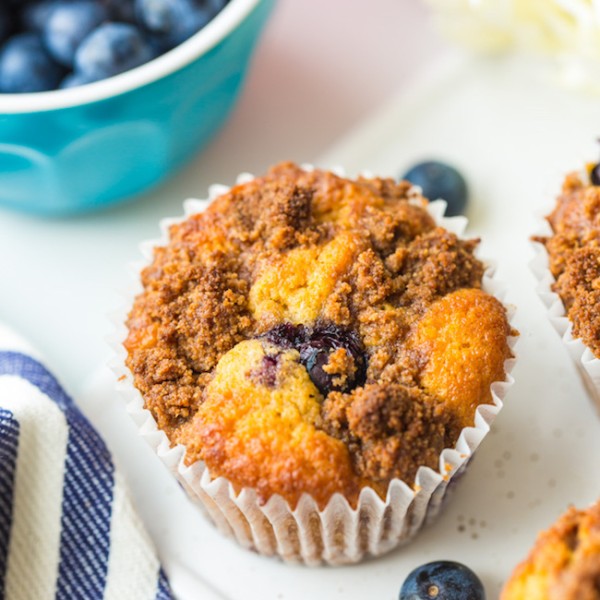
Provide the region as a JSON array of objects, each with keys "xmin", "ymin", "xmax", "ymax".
[
  {"xmin": 187, "ymin": 339, "xmax": 365, "ymax": 509},
  {"xmin": 406, "ymin": 288, "xmax": 511, "ymax": 429},
  {"xmin": 249, "ymin": 232, "xmax": 363, "ymax": 326},
  {"xmin": 426, "ymin": 0, "xmax": 600, "ymax": 58}
]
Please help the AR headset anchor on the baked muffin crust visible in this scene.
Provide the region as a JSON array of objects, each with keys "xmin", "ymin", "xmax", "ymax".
[
  {"xmin": 536, "ymin": 171, "xmax": 600, "ymax": 357},
  {"xmin": 501, "ymin": 500, "xmax": 600, "ymax": 600},
  {"xmin": 125, "ymin": 163, "xmax": 514, "ymax": 508}
]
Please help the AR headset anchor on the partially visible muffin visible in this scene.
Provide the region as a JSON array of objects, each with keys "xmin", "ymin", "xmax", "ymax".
[
  {"xmin": 501, "ymin": 500, "xmax": 600, "ymax": 600},
  {"xmin": 124, "ymin": 162, "xmax": 515, "ymax": 510},
  {"xmin": 535, "ymin": 170, "xmax": 600, "ymax": 358}
]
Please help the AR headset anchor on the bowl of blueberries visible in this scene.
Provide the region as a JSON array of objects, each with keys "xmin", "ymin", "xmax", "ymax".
[{"xmin": 0, "ymin": 0, "xmax": 274, "ymax": 215}]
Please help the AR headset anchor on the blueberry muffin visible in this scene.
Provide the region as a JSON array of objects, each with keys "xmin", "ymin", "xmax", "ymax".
[
  {"xmin": 501, "ymin": 500, "xmax": 600, "ymax": 600},
  {"xmin": 534, "ymin": 169, "xmax": 600, "ymax": 357},
  {"xmin": 124, "ymin": 162, "xmax": 514, "ymax": 510}
]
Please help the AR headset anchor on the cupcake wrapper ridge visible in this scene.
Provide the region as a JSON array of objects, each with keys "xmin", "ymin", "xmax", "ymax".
[{"xmin": 530, "ymin": 222, "xmax": 600, "ymax": 410}]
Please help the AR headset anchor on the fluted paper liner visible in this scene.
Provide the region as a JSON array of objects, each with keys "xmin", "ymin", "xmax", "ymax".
[
  {"xmin": 110, "ymin": 168, "xmax": 517, "ymax": 565},
  {"xmin": 531, "ymin": 215, "xmax": 600, "ymax": 409}
]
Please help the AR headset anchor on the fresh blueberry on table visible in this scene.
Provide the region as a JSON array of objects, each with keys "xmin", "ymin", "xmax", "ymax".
[
  {"xmin": 399, "ymin": 561, "xmax": 485, "ymax": 600},
  {"xmin": 0, "ymin": 33, "xmax": 65, "ymax": 93},
  {"xmin": 75, "ymin": 23, "xmax": 155, "ymax": 80},
  {"xmin": 401, "ymin": 160, "xmax": 469, "ymax": 217},
  {"xmin": 44, "ymin": 0, "xmax": 110, "ymax": 67}
]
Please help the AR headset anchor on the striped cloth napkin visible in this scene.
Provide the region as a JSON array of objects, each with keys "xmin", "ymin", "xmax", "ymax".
[{"xmin": 0, "ymin": 325, "xmax": 173, "ymax": 600}]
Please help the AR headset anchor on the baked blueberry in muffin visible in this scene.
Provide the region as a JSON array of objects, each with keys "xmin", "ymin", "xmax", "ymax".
[{"xmin": 124, "ymin": 162, "xmax": 514, "ymax": 509}]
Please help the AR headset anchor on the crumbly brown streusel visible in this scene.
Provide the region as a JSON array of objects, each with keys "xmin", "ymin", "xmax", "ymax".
[
  {"xmin": 501, "ymin": 500, "xmax": 600, "ymax": 600},
  {"xmin": 535, "ymin": 170, "xmax": 600, "ymax": 357},
  {"xmin": 125, "ymin": 162, "xmax": 513, "ymax": 508}
]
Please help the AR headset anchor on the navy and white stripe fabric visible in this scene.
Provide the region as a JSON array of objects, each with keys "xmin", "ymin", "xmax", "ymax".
[{"xmin": 0, "ymin": 327, "xmax": 173, "ymax": 600}]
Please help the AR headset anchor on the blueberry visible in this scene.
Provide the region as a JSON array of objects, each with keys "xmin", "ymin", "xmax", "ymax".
[
  {"xmin": 142, "ymin": 31, "xmax": 173, "ymax": 56},
  {"xmin": 399, "ymin": 561, "xmax": 485, "ymax": 600},
  {"xmin": 43, "ymin": 0, "xmax": 110, "ymax": 67},
  {"xmin": 262, "ymin": 323, "xmax": 307, "ymax": 349},
  {"xmin": 0, "ymin": 33, "xmax": 65, "ymax": 93},
  {"xmin": 75, "ymin": 22, "xmax": 155, "ymax": 80},
  {"xmin": 135, "ymin": 0, "xmax": 226, "ymax": 47},
  {"xmin": 402, "ymin": 160, "xmax": 469, "ymax": 217},
  {"xmin": 261, "ymin": 323, "xmax": 367, "ymax": 396},
  {"xmin": 0, "ymin": 5, "xmax": 15, "ymax": 44},
  {"xmin": 299, "ymin": 325, "xmax": 366, "ymax": 396},
  {"xmin": 59, "ymin": 70, "xmax": 100, "ymax": 89},
  {"xmin": 101, "ymin": 0, "xmax": 136, "ymax": 22},
  {"xmin": 21, "ymin": 0, "xmax": 62, "ymax": 33},
  {"xmin": 299, "ymin": 342, "xmax": 335, "ymax": 395}
]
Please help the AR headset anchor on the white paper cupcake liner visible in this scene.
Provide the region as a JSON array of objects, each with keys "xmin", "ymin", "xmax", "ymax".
[
  {"xmin": 110, "ymin": 167, "xmax": 517, "ymax": 566},
  {"xmin": 530, "ymin": 215, "xmax": 600, "ymax": 409}
]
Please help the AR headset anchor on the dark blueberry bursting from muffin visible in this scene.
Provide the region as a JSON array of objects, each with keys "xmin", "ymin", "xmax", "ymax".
[
  {"xmin": 261, "ymin": 323, "xmax": 367, "ymax": 396},
  {"xmin": 399, "ymin": 561, "xmax": 485, "ymax": 600},
  {"xmin": 262, "ymin": 322, "xmax": 308, "ymax": 349},
  {"xmin": 299, "ymin": 325, "xmax": 366, "ymax": 395}
]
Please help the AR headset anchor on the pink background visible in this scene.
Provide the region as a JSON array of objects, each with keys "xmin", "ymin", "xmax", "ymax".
[{"xmin": 201, "ymin": 0, "xmax": 445, "ymax": 174}]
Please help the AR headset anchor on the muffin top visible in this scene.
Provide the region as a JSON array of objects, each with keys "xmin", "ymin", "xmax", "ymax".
[
  {"xmin": 124, "ymin": 162, "xmax": 514, "ymax": 508},
  {"xmin": 501, "ymin": 500, "xmax": 600, "ymax": 600},
  {"xmin": 536, "ymin": 170, "xmax": 600, "ymax": 357}
]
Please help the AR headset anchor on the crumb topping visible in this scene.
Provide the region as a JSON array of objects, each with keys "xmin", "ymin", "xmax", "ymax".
[
  {"xmin": 536, "ymin": 171, "xmax": 600, "ymax": 357},
  {"xmin": 125, "ymin": 162, "xmax": 513, "ymax": 508},
  {"xmin": 501, "ymin": 500, "xmax": 600, "ymax": 600}
]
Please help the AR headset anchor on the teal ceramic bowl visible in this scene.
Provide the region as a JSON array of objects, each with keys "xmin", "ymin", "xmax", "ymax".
[{"xmin": 0, "ymin": 0, "xmax": 274, "ymax": 215}]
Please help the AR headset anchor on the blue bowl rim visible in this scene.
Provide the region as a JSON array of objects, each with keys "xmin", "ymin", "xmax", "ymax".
[{"xmin": 0, "ymin": 0, "xmax": 263, "ymax": 114}]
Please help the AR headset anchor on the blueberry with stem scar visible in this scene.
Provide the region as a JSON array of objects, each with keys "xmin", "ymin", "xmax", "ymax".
[{"xmin": 399, "ymin": 561, "xmax": 485, "ymax": 600}]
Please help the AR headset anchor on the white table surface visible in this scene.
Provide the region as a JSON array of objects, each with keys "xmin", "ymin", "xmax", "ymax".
[{"xmin": 5, "ymin": 5, "xmax": 600, "ymax": 600}]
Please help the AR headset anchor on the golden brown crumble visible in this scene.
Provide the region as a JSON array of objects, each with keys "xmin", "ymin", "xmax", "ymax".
[
  {"xmin": 125, "ymin": 162, "xmax": 513, "ymax": 508},
  {"xmin": 501, "ymin": 500, "xmax": 600, "ymax": 600},
  {"xmin": 536, "ymin": 171, "xmax": 600, "ymax": 357}
]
